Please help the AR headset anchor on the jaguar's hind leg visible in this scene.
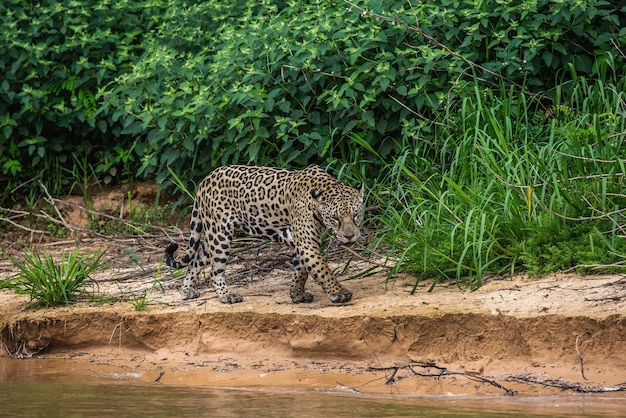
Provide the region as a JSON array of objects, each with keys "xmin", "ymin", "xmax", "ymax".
[
  {"xmin": 289, "ymin": 254, "xmax": 314, "ymax": 303},
  {"xmin": 210, "ymin": 224, "xmax": 243, "ymax": 304},
  {"xmin": 180, "ymin": 240, "xmax": 211, "ymax": 300}
]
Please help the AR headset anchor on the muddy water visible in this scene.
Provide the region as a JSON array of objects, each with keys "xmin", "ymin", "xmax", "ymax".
[{"xmin": 1, "ymin": 357, "xmax": 625, "ymax": 417}]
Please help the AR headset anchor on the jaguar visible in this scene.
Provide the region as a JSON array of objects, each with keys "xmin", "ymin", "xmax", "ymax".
[{"xmin": 164, "ymin": 165, "xmax": 363, "ymax": 304}]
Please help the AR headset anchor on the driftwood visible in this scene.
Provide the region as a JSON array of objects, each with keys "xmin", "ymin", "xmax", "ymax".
[
  {"xmin": 367, "ymin": 361, "xmax": 516, "ymax": 396},
  {"xmin": 367, "ymin": 361, "xmax": 626, "ymax": 396},
  {"xmin": 506, "ymin": 375, "xmax": 626, "ymax": 394}
]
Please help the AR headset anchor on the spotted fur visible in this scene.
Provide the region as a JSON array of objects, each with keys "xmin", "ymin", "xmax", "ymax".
[{"xmin": 165, "ymin": 165, "xmax": 364, "ymax": 304}]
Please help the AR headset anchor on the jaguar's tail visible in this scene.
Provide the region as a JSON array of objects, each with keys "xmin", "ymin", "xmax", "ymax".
[
  {"xmin": 164, "ymin": 242, "xmax": 186, "ymax": 268},
  {"xmin": 165, "ymin": 200, "xmax": 202, "ymax": 269}
]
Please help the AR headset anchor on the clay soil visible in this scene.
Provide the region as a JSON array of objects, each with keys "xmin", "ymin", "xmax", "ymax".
[{"xmin": 1, "ymin": 183, "xmax": 626, "ymax": 401}]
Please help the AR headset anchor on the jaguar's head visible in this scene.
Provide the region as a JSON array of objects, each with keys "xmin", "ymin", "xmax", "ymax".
[{"xmin": 311, "ymin": 183, "xmax": 364, "ymax": 246}]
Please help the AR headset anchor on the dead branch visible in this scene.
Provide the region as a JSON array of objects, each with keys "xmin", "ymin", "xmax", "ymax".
[
  {"xmin": 367, "ymin": 361, "xmax": 516, "ymax": 396},
  {"xmin": 563, "ymin": 260, "xmax": 626, "ymax": 273},
  {"xmin": 575, "ymin": 333, "xmax": 588, "ymax": 381},
  {"xmin": 584, "ymin": 295, "xmax": 626, "ymax": 302},
  {"xmin": 1, "ymin": 191, "xmax": 185, "ymax": 247},
  {"xmin": 47, "ymin": 195, "xmax": 175, "ymax": 234},
  {"xmin": 0, "ymin": 213, "xmax": 49, "ymax": 235},
  {"xmin": 506, "ymin": 375, "xmax": 626, "ymax": 393},
  {"xmin": 610, "ymin": 38, "xmax": 626, "ymax": 59},
  {"xmin": 40, "ymin": 183, "xmax": 71, "ymax": 231},
  {"xmin": 367, "ymin": 361, "xmax": 626, "ymax": 395}
]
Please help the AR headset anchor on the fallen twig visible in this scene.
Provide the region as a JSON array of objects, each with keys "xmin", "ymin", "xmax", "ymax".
[
  {"xmin": 47, "ymin": 195, "xmax": 175, "ymax": 235},
  {"xmin": 367, "ymin": 361, "xmax": 626, "ymax": 396},
  {"xmin": 155, "ymin": 371, "xmax": 165, "ymax": 383},
  {"xmin": 339, "ymin": 243, "xmax": 397, "ymax": 270},
  {"xmin": 0, "ymin": 213, "xmax": 49, "ymax": 236},
  {"xmin": 506, "ymin": 375, "xmax": 626, "ymax": 393},
  {"xmin": 40, "ymin": 183, "xmax": 72, "ymax": 232},
  {"xmin": 575, "ymin": 333, "xmax": 588, "ymax": 381},
  {"xmin": 367, "ymin": 361, "xmax": 516, "ymax": 396}
]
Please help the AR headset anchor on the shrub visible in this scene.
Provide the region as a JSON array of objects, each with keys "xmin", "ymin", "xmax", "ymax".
[
  {"xmin": 1, "ymin": 247, "xmax": 107, "ymax": 307},
  {"xmin": 1, "ymin": 0, "xmax": 623, "ymax": 198},
  {"xmin": 373, "ymin": 64, "xmax": 626, "ymax": 289}
]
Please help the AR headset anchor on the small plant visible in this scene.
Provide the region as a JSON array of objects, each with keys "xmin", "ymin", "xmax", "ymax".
[
  {"xmin": 119, "ymin": 263, "xmax": 167, "ymax": 311},
  {"xmin": 1, "ymin": 247, "xmax": 107, "ymax": 307}
]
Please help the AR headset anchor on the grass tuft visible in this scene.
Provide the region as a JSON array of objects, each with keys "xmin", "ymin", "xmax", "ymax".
[
  {"xmin": 1, "ymin": 247, "xmax": 107, "ymax": 307},
  {"xmin": 369, "ymin": 62, "xmax": 626, "ymax": 290}
]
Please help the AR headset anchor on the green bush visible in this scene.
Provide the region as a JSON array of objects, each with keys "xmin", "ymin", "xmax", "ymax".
[
  {"xmin": 1, "ymin": 0, "xmax": 624, "ymax": 197},
  {"xmin": 1, "ymin": 0, "xmax": 150, "ymax": 196}
]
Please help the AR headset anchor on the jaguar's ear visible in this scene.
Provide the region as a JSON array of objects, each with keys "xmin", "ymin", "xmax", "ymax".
[
  {"xmin": 357, "ymin": 183, "xmax": 364, "ymax": 200},
  {"xmin": 311, "ymin": 189, "xmax": 323, "ymax": 201}
]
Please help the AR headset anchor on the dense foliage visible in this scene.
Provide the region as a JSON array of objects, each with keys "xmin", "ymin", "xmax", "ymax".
[
  {"xmin": 2, "ymin": 0, "xmax": 623, "ymax": 190},
  {"xmin": 1, "ymin": 0, "xmax": 626, "ymax": 287}
]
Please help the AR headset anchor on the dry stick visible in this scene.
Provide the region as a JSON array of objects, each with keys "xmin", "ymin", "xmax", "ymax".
[
  {"xmin": 230, "ymin": 239, "xmax": 273, "ymax": 255},
  {"xmin": 4, "ymin": 188, "xmax": 183, "ymax": 245},
  {"xmin": 36, "ymin": 208, "xmax": 114, "ymax": 240},
  {"xmin": 340, "ymin": 244, "xmax": 397, "ymax": 270},
  {"xmin": 507, "ymin": 375, "xmax": 626, "ymax": 393},
  {"xmin": 40, "ymin": 183, "xmax": 70, "ymax": 228},
  {"xmin": 0, "ymin": 198, "xmax": 110, "ymax": 241},
  {"xmin": 584, "ymin": 295, "xmax": 625, "ymax": 302},
  {"xmin": 575, "ymin": 334, "xmax": 588, "ymax": 381},
  {"xmin": 610, "ymin": 38, "xmax": 626, "ymax": 59},
  {"xmin": 452, "ymin": 372, "xmax": 516, "ymax": 396},
  {"xmin": 9, "ymin": 176, "xmax": 40, "ymax": 195},
  {"xmin": 99, "ymin": 267, "xmax": 162, "ymax": 283},
  {"xmin": 0, "ymin": 214, "xmax": 48, "ymax": 235},
  {"xmin": 108, "ymin": 322, "xmax": 124, "ymax": 349},
  {"xmin": 335, "ymin": 381, "xmax": 362, "ymax": 394},
  {"xmin": 387, "ymin": 94, "xmax": 448, "ymax": 127},
  {"xmin": 47, "ymin": 195, "xmax": 174, "ymax": 234},
  {"xmin": 367, "ymin": 361, "xmax": 516, "ymax": 396},
  {"xmin": 476, "ymin": 143, "xmax": 626, "ymax": 193},
  {"xmin": 581, "ymin": 194, "xmax": 626, "ymax": 238},
  {"xmin": 563, "ymin": 259, "xmax": 626, "ymax": 273},
  {"xmin": 551, "ymin": 149, "xmax": 620, "ymax": 164}
]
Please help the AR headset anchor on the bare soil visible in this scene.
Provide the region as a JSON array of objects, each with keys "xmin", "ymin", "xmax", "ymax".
[{"xmin": 1, "ymin": 183, "xmax": 626, "ymax": 399}]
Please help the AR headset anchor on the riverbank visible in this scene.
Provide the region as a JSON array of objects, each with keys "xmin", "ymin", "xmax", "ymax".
[{"xmin": 2, "ymin": 241, "xmax": 625, "ymax": 398}]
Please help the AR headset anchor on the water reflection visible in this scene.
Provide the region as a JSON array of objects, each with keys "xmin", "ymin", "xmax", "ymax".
[
  {"xmin": 0, "ymin": 382, "xmax": 522, "ymax": 418},
  {"xmin": 1, "ymin": 357, "xmax": 624, "ymax": 417}
]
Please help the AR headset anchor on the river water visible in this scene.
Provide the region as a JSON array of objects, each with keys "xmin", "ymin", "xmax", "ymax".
[{"xmin": 1, "ymin": 357, "xmax": 624, "ymax": 417}]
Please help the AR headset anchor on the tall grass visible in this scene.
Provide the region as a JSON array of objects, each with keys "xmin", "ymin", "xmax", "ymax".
[
  {"xmin": 1, "ymin": 247, "xmax": 107, "ymax": 307},
  {"xmin": 371, "ymin": 58, "xmax": 626, "ymax": 290}
]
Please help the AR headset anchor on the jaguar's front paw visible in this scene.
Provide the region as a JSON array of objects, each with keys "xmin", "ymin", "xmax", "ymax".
[
  {"xmin": 291, "ymin": 292, "xmax": 314, "ymax": 304},
  {"xmin": 329, "ymin": 288, "xmax": 353, "ymax": 304},
  {"xmin": 181, "ymin": 289, "xmax": 200, "ymax": 300},
  {"xmin": 220, "ymin": 293, "xmax": 243, "ymax": 304}
]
